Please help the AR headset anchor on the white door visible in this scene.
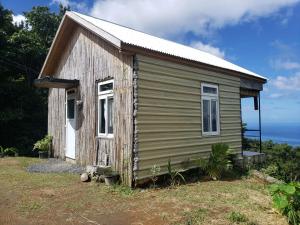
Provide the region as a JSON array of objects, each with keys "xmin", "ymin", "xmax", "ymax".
[{"xmin": 65, "ymin": 90, "xmax": 76, "ymax": 159}]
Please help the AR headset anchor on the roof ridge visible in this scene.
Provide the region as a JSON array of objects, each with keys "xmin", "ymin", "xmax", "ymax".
[
  {"xmin": 72, "ymin": 11, "xmax": 221, "ymax": 59},
  {"xmin": 72, "ymin": 11, "xmax": 143, "ymax": 34}
]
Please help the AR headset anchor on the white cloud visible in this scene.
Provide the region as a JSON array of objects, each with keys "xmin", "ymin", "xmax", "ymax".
[
  {"xmin": 272, "ymin": 73, "xmax": 300, "ymax": 90},
  {"xmin": 12, "ymin": 14, "xmax": 26, "ymax": 26},
  {"xmin": 52, "ymin": 0, "xmax": 69, "ymax": 6},
  {"xmin": 89, "ymin": 0, "xmax": 300, "ymax": 37},
  {"xmin": 269, "ymin": 93, "xmax": 284, "ymax": 98},
  {"xmin": 269, "ymin": 41, "xmax": 300, "ymax": 71},
  {"xmin": 190, "ymin": 41, "xmax": 225, "ymax": 58},
  {"xmin": 279, "ymin": 7, "xmax": 294, "ymax": 25},
  {"xmin": 271, "ymin": 59, "xmax": 300, "ymax": 70},
  {"xmin": 51, "ymin": 0, "xmax": 88, "ymax": 13}
]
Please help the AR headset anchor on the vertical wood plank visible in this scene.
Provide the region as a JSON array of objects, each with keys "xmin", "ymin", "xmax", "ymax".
[{"xmin": 47, "ymin": 25, "xmax": 134, "ymax": 185}]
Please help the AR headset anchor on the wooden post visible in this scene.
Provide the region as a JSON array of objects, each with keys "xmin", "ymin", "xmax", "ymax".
[{"xmin": 258, "ymin": 92, "xmax": 262, "ymax": 153}]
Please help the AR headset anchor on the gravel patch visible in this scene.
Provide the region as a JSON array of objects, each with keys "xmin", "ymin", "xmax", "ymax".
[{"xmin": 27, "ymin": 158, "xmax": 84, "ymax": 174}]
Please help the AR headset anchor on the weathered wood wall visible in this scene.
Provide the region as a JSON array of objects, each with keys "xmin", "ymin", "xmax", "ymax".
[
  {"xmin": 47, "ymin": 25, "xmax": 134, "ymax": 185},
  {"xmin": 48, "ymin": 88, "xmax": 66, "ymax": 158},
  {"xmin": 134, "ymin": 55, "xmax": 242, "ymax": 180}
]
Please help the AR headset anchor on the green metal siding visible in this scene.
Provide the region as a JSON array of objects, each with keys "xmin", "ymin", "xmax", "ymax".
[{"xmin": 134, "ymin": 55, "xmax": 242, "ymax": 180}]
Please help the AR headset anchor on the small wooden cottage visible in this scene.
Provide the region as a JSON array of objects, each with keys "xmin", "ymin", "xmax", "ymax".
[{"xmin": 36, "ymin": 11, "xmax": 267, "ymax": 186}]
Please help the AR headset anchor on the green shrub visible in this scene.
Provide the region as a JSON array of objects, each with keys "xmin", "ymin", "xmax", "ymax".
[
  {"xmin": 198, "ymin": 143, "xmax": 232, "ymax": 180},
  {"xmin": 167, "ymin": 159, "xmax": 185, "ymax": 186},
  {"xmin": 269, "ymin": 182, "xmax": 300, "ymax": 225},
  {"xmin": 263, "ymin": 142, "xmax": 300, "ymax": 182},
  {"xmin": 261, "ymin": 164, "xmax": 279, "ymax": 177},
  {"xmin": 0, "ymin": 146, "xmax": 18, "ymax": 156},
  {"xmin": 4, "ymin": 147, "xmax": 18, "ymax": 156},
  {"xmin": 33, "ymin": 135, "xmax": 52, "ymax": 152},
  {"xmin": 228, "ymin": 211, "xmax": 248, "ymax": 223},
  {"xmin": 245, "ymin": 139, "xmax": 300, "ymax": 182}
]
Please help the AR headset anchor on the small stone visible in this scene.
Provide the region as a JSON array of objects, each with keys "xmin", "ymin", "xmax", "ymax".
[
  {"xmin": 99, "ymin": 175, "xmax": 105, "ymax": 182},
  {"xmin": 80, "ymin": 173, "xmax": 89, "ymax": 182}
]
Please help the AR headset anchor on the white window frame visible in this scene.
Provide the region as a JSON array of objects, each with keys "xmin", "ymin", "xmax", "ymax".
[
  {"xmin": 98, "ymin": 80, "xmax": 114, "ymax": 138},
  {"xmin": 201, "ymin": 83, "xmax": 220, "ymax": 136}
]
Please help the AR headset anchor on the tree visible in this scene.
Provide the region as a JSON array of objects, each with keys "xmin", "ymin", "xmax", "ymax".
[{"xmin": 0, "ymin": 4, "xmax": 68, "ymax": 155}]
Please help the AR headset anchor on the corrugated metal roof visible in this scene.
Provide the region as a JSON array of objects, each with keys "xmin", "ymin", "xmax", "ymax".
[{"xmin": 72, "ymin": 11, "xmax": 266, "ymax": 80}]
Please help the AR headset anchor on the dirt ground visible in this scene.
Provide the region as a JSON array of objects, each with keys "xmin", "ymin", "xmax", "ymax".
[{"xmin": 0, "ymin": 157, "xmax": 288, "ymax": 225}]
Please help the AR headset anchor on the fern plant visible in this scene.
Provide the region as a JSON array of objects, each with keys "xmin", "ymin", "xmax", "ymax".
[
  {"xmin": 198, "ymin": 143, "xmax": 232, "ymax": 180},
  {"xmin": 167, "ymin": 159, "xmax": 185, "ymax": 186}
]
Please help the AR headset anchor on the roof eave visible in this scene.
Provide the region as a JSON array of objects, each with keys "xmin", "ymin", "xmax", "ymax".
[
  {"xmin": 39, "ymin": 14, "xmax": 68, "ymax": 78},
  {"xmin": 67, "ymin": 11, "xmax": 121, "ymax": 48}
]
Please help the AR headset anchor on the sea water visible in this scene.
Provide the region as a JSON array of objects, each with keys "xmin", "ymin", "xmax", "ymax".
[{"xmin": 245, "ymin": 122, "xmax": 300, "ymax": 147}]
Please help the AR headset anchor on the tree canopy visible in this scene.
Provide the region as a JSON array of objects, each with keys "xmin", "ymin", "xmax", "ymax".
[{"xmin": 0, "ymin": 4, "xmax": 68, "ymax": 155}]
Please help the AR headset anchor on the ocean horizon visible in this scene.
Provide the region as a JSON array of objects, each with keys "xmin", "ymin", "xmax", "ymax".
[{"xmin": 245, "ymin": 122, "xmax": 300, "ymax": 147}]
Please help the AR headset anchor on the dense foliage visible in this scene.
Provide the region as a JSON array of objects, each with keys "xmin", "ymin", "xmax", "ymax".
[
  {"xmin": 245, "ymin": 139, "xmax": 300, "ymax": 182},
  {"xmin": 269, "ymin": 182, "xmax": 300, "ymax": 225},
  {"xmin": 263, "ymin": 141, "xmax": 300, "ymax": 182},
  {"xmin": 198, "ymin": 143, "xmax": 232, "ymax": 180},
  {"xmin": 0, "ymin": 145, "xmax": 17, "ymax": 156},
  {"xmin": 33, "ymin": 134, "xmax": 52, "ymax": 152},
  {"xmin": 0, "ymin": 4, "xmax": 67, "ymax": 155}
]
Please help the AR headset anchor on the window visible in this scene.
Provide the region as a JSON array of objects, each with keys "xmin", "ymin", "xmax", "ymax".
[
  {"xmin": 201, "ymin": 83, "xmax": 219, "ymax": 135},
  {"xmin": 98, "ymin": 80, "xmax": 114, "ymax": 137}
]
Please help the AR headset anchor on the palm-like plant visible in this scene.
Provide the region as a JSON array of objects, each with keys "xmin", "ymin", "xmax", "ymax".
[
  {"xmin": 198, "ymin": 143, "xmax": 232, "ymax": 180},
  {"xmin": 167, "ymin": 159, "xmax": 185, "ymax": 186}
]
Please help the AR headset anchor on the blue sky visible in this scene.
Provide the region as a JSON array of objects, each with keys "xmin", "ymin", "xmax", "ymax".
[{"xmin": 2, "ymin": 0, "xmax": 300, "ymax": 127}]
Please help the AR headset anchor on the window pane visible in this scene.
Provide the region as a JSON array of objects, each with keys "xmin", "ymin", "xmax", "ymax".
[
  {"xmin": 203, "ymin": 99, "xmax": 210, "ymax": 132},
  {"xmin": 211, "ymin": 100, "xmax": 217, "ymax": 132},
  {"xmin": 99, "ymin": 82, "xmax": 113, "ymax": 92},
  {"xmin": 107, "ymin": 97, "xmax": 113, "ymax": 134},
  {"xmin": 203, "ymin": 86, "xmax": 217, "ymax": 94},
  {"xmin": 99, "ymin": 98, "xmax": 106, "ymax": 133},
  {"xmin": 67, "ymin": 99, "xmax": 75, "ymax": 119}
]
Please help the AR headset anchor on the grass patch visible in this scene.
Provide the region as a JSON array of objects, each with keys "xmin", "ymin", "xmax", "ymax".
[
  {"xmin": 227, "ymin": 211, "xmax": 248, "ymax": 223},
  {"xmin": 17, "ymin": 156, "xmax": 42, "ymax": 168},
  {"xmin": 246, "ymin": 222, "xmax": 259, "ymax": 225},
  {"xmin": 64, "ymin": 200, "xmax": 86, "ymax": 210},
  {"xmin": 0, "ymin": 157, "xmax": 288, "ymax": 225},
  {"xmin": 18, "ymin": 200, "xmax": 43, "ymax": 213},
  {"xmin": 182, "ymin": 208, "xmax": 208, "ymax": 225},
  {"xmin": 109, "ymin": 184, "xmax": 135, "ymax": 197}
]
